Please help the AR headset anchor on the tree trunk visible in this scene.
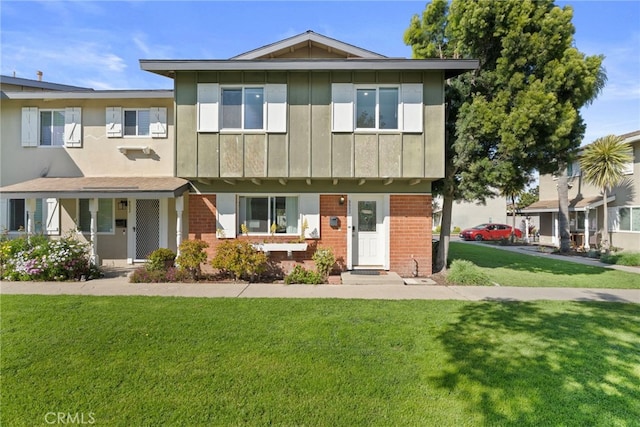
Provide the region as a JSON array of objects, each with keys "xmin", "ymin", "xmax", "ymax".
[
  {"xmin": 601, "ymin": 188, "xmax": 610, "ymax": 252},
  {"xmin": 435, "ymin": 194, "xmax": 454, "ymax": 272},
  {"xmin": 557, "ymin": 165, "xmax": 571, "ymax": 253}
]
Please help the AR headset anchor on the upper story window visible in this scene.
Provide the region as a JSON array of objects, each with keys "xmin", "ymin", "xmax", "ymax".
[
  {"xmin": 40, "ymin": 110, "xmax": 65, "ymax": 146},
  {"xmin": 105, "ymin": 107, "xmax": 167, "ymax": 138},
  {"xmin": 356, "ymin": 87, "xmax": 399, "ymax": 130},
  {"xmin": 332, "ymin": 83, "xmax": 423, "ymax": 133},
  {"xmin": 197, "ymin": 83, "xmax": 287, "ymax": 133},
  {"xmin": 21, "ymin": 107, "xmax": 82, "ymax": 148},
  {"xmin": 221, "ymin": 87, "xmax": 264, "ymax": 130},
  {"xmin": 124, "ymin": 109, "xmax": 150, "ymax": 136}
]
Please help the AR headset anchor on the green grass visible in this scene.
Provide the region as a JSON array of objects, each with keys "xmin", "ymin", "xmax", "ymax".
[
  {"xmin": 448, "ymin": 242, "xmax": 640, "ymax": 288},
  {"xmin": 602, "ymin": 251, "xmax": 640, "ymax": 267},
  {"xmin": 2, "ymin": 296, "xmax": 639, "ymax": 426}
]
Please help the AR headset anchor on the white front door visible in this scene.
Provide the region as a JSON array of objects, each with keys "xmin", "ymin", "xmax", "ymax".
[{"xmin": 351, "ymin": 195, "xmax": 385, "ymax": 268}]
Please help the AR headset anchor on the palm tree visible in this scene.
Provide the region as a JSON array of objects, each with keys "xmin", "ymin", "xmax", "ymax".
[{"xmin": 578, "ymin": 135, "xmax": 633, "ymax": 251}]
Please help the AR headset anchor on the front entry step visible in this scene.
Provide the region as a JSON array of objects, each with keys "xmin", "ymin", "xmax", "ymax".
[{"xmin": 341, "ymin": 271, "xmax": 405, "ymax": 285}]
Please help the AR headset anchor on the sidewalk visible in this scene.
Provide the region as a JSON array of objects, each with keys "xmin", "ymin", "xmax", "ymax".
[{"xmin": 2, "ymin": 277, "xmax": 639, "ymax": 302}]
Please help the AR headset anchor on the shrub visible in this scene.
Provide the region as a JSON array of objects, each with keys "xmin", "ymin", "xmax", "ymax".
[
  {"xmin": 1, "ymin": 234, "xmax": 100, "ymax": 281},
  {"xmin": 129, "ymin": 266, "xmax": 191, "ymax": 283},
  {"xmin": 147, "ymin": 248, "xmax": 176, "ymax": 271},
  {"xmin": 452, "ymin": 226, "xmax": 461, "ymax": 234},
  {"xmin": 445, "ymin": 259, "xmax": 491, "ymax": 286},
  {"xmin": 601, "ymin": 251, "xmax": 640, "ymax": 267},
  {"xmin": 312, "ymin": 247, "xmax": 335, "ymax": 280},
  {"xmin": 176, "ymin": 239, "xmax": 209, "ymax": 279},
  {"xmin": 211, "ymin": 240, "xmax": 267, "ymax": 282},
  {"xmin": 284, "ymin": 265, "xmax": 323, "ymax": 285}
]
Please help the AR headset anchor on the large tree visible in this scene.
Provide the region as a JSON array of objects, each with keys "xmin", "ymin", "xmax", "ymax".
[
  {"xmin": 579, "ymin": 135, "xmax": 633, "ymax": 251},
  {"xmin": 405, "ymin": 0, "xmax": 606, "ymax": 271}
]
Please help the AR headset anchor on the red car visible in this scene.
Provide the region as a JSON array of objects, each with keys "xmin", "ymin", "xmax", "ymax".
[{"xmin": 459, "ymin": 223, "xmax": 522, "ymax": 241}]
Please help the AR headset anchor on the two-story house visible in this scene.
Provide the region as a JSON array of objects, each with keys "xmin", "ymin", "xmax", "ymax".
[
  {"xmin": 141, "ymin": 31, "xmax": 476, "ymax": 276},
  {"xmin": 0, "ymin": 75, "xmax": 189, "ymax": 265},
  {"xmin": 523, "ymin": 130, "xmax": 640, "ymax": 251},
  {"xmin": 1, "ymin": 31, "xmax": 476, "ymax": 277}
]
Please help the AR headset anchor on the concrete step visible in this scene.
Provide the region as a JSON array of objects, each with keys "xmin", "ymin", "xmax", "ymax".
[{"xmin": 340, "ymin": 270, "xmax": 405, "ymax": 285}]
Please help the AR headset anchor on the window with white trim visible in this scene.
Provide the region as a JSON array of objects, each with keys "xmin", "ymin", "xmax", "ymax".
[
  {"xmin": 618, "ymin": 206, "xmax": 640, "ymax": 232},
  {"xmin": 40, "ymin": 110, "xmax": 65, "ymax": 146},
  {"xmin": 3, "ymin": 198, "xmax": 59, "ymax": 234},
  {"xmin": 78, "ymin": 199, "xmax": 114, "ymax": 233},
  {"xmin": 106, "ymin": 107, "xmax": 166, "ymax": 138},
  {"xmin": 332, "ymin": 83, "xmax": 423, "ymax": 132},
  {"xmin": 124, "ymin": 109, "xmax": 150, "ymax": 136},
  {"xmin": 356, "ymin": 87, "xmax": 399, "ymax": 130},
  {"xmin": 222, "ymin": 87, "xmax": 264, "ymax": 130},
  {"xmin": 197, "ymin": 83, "xmax": 287, "ymax": 133},
  {"xmin": 239, "ymin": 196, "xmax": 298, "ymax": 234},
  {"xmin": 21, "ymin": 107, "xmax": 82, "ymax": 147}
]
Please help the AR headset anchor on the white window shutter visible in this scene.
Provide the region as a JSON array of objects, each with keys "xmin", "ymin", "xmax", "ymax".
[
  {"xmin": 45, "ymin": 198, "xmax": 60, "ymax": 234},
  {"xmin": 106, "ymin": 107, "xmax": 123, "ymax": 138},
  {"xmin": 299, "ymin": 194, "xmax": 320, "ymax": 238},
  {"xmin": 401, "ymin": 83, "xmax": 423, "ymax": 133},
  {"xmin": 332, "ymin": 83, "xmax": 354, "ymax": 132},
  {"xmin": 197, "ymin": 83, "xmax": 219, "ymax": 132},
  {"xmin": 266, "ymin": 84, "xmax": 287, "ymax": 133},
  {"xmin": 64, "ymin": 107, "xmax": 82, "ymax": 147},
  {"xmin": 149, "ymin": 107, "xmax": 167, "ymax": 138},
  {"xmin": 216, "ymin": 193, "xmax": 236, "ymax": 238},
  {"xmin": 21, "ymin": 107, "xmax": 38, "ymax": 147},
  {"xmin": 608, "ymin": 207, "xmax": 619, "ymax": 231}
]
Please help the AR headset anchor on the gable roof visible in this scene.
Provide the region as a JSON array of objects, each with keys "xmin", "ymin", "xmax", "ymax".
[{"xmin": 231, "ymin": 30, "xmax": 387, "ymax": 60}]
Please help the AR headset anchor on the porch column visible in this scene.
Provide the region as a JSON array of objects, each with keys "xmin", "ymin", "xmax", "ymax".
[
  {"xmin": 584, "ymin": 208, "xmax": 590, "ymax": 250},
  {"xmin": 89, "ymin": 198, "xmax": 99, "ymax": 265},
  {"xmin": 524, "ymin": 217, "xmax": 530, "ymax": 243},
  {"xmin": 175, "ymin": 196, "xmax": 184, "ymax": 257},
  {"xmin": 25, "ymin": 198, "xmax": 36, "ymax": 238}
]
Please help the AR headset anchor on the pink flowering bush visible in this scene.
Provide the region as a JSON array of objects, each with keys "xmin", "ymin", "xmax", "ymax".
[{"xmin": 1, "ymin": 234, "xmax": 100, "ymax": 281}]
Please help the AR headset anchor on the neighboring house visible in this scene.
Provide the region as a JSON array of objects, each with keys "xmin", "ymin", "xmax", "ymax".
[
  {"xmin": 0, "ymin": 75, "xmax": 187, "ymax": 264},
  {"xmin": 141, "ymin": 31, "xmax": 477, "ymax": 276},
  {"xmin": 1, "ymin": 31, "xmax": 477, "ymax": 276},
  {"xmin": 522, "ymin": 130, "xmax": 640, "ymax": 251}
]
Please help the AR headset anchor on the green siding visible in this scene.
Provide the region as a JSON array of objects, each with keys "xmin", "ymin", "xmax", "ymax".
[{"xmin": 174, "ymin": 70, "xmax": 446, "ymax": 181}]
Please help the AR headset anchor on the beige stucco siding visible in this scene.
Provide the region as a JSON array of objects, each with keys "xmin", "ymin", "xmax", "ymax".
[
  {"xmin": 175, "ymin": 70, "xmax": 446, "ymax": 180},
  {"xmin": 1, "ymin": 98, "xmax": 175, "ymax": 186}
]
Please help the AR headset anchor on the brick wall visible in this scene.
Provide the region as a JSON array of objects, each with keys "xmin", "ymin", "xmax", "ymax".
[
  {"xmin": 389, "ymin": 194, "xmax": 432, "ymax": 276},
  {"xmin": 187, "ymin": 193, "xmax": 432, "ymax": 278}
]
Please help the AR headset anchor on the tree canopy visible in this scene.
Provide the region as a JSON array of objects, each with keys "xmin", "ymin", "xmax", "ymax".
[{"xmin": 404, "ymin": 0, "xmax": 606, "ymax": 270}]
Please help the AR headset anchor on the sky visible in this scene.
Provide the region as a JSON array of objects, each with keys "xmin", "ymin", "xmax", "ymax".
[{"xmin": 1, "ymin": 1, "xmax": 639, "ymax": 145}]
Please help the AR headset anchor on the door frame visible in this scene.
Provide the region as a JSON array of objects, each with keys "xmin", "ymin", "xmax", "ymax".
[{"xmin": 346, "ymin": 194, "xmax": 390, "ymax": 270}]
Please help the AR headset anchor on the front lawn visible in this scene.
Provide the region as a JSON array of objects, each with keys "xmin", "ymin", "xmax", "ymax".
[
  {"xmin": 3, "ymin": 296, "xmax": 639, "ymax": 426},
  {"xmin": 448, "ymin": 242, "xmax": 640, "ymax": 288}
]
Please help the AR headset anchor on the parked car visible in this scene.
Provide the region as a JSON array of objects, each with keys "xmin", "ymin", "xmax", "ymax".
[{"xmin": 459, "ymin": 223, "xmax": 522, "ymax": 241}]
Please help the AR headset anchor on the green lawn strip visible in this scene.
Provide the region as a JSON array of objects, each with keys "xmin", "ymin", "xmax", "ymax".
[
  {"xmin": 2, "ymin": 296, "xmax": 639, "ymax": 426},
  {"xmin": 449, "ymin": 242, "xmax": 640, "ymax": 288}
]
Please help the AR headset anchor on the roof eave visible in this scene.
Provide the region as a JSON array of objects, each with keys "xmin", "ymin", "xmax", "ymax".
[
  {"xmin": 2, "ymin": 90, "xmax": 174, "ymax": 100},
  {"xmin": 140, "ymin": 59, "xmax": 479, "ymax": 78}
]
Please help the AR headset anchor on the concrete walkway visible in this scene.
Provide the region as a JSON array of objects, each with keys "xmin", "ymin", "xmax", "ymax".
[
  {"xmin": 2, "ymin": 240, "xmax": 638, "ymax": 302},
  {"xmin": 2, "ymin": 277, "xmax": 639, "ymax": 302}
]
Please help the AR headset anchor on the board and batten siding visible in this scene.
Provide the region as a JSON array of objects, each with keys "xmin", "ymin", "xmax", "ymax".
[{"xmin": 174, "ymin": 71, "xmax": 444, "ymax": 180}]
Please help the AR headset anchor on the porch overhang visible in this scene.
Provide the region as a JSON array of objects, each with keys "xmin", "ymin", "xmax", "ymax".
[
  {"xmin": 0, "ymin": 177, "xmax": 191, "ymax": 199},
  {"xmin": 522, "ymin": 195, "xmax": 615, "ymax": 214}
]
